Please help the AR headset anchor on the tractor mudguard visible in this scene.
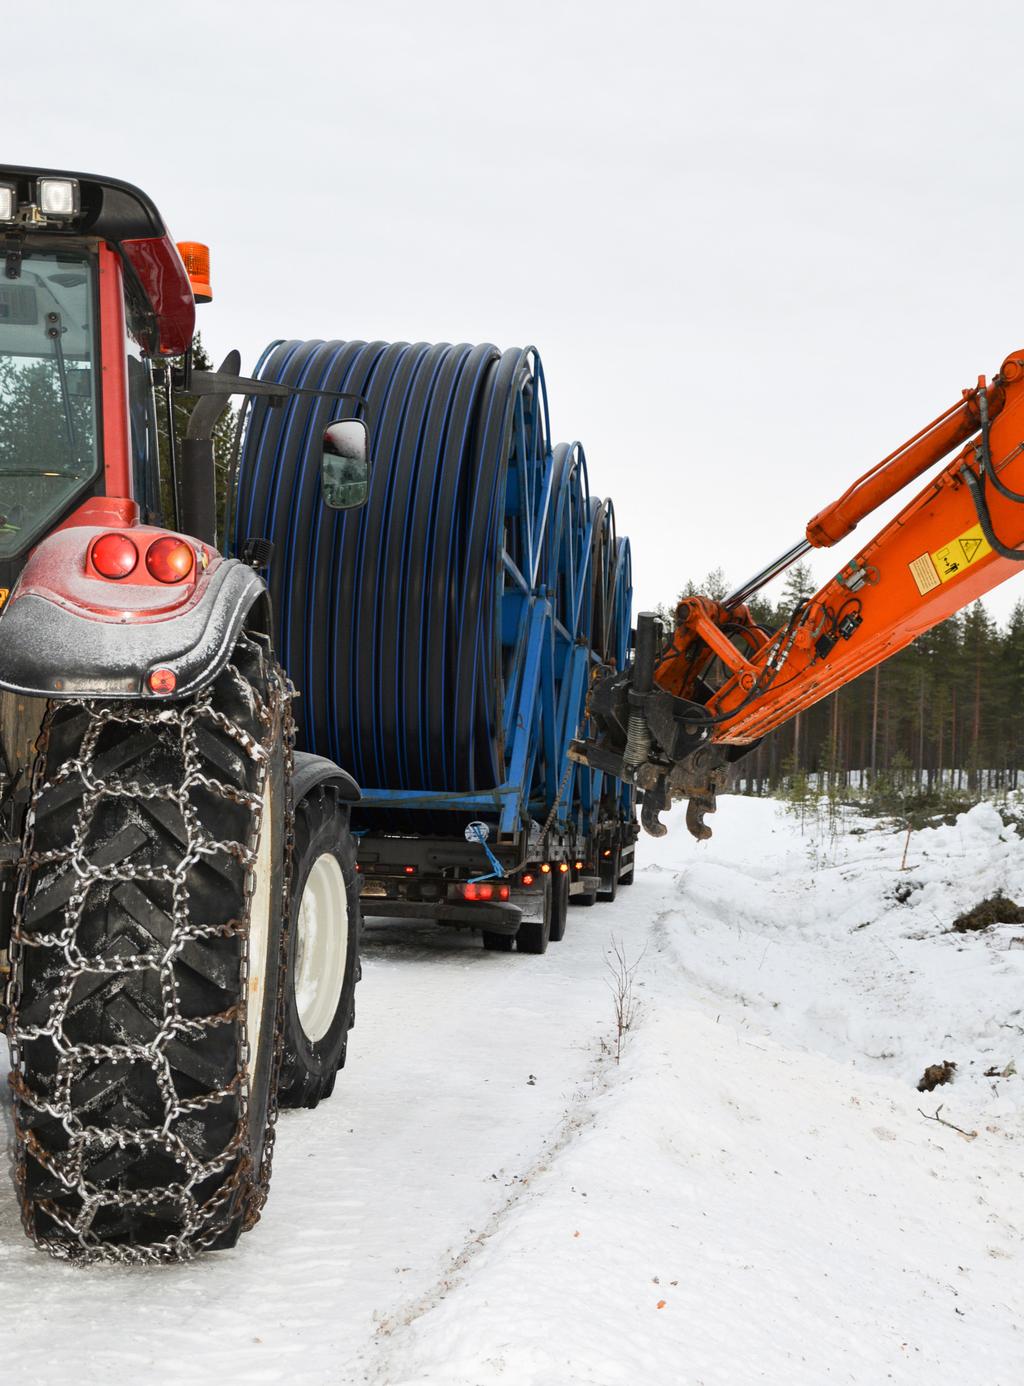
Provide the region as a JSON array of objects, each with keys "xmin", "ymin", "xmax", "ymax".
[
  {"xmin": 0, "ymin": 525, "xmax": 268, "ymax": 700},
  {"xmin": 292, "ymin": 750, "xmax": 361, "ymax": 805}
]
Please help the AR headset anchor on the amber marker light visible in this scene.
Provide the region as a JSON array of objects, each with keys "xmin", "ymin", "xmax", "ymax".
[
  {"xmin": 540, "ymin": 863, "xmax": 551, "ymax": 874},
  {"xmin": 147, "ymin": 536, "xmax": 195, "ymax": 584},
  {"xmin": 148, "ymin": 668, "xmax": 177, "ymax": 695},
  {"xmin": 91, "ymin": 533, "xmax": 138, "ymax": 579},
  {"xmin": 559, "ymin": 861, "xmax": 569, "ymax": 873},
  {"xmin": 177, "ymin": 241, "xmax": 213, "ymax": 303}
]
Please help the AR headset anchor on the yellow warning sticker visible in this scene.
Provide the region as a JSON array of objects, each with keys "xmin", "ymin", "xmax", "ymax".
[
  {"xmin": 931, "ymin": 523, "xmax": 991, "ymax": 585},
  {"xmin": 0, "ymin": 588, "xmax": 8, "ymax": 611}
]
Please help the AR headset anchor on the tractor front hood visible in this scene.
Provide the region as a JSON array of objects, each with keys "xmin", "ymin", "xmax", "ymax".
[{"xmin": 0, "ymin": 526, "xmax": 268, "ymax": 700}]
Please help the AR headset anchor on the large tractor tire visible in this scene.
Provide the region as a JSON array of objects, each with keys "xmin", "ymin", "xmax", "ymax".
[
  {"xmin": 6, "ymin": 632, "xmax": 291, "ymax": 1264},
  {"xmin": 277, "ymin": 784, "xmax": 361, "ymax": 1109}
]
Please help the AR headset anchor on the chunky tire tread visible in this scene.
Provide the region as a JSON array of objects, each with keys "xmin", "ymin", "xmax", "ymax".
[{"xmin": 8, "ymin": 634, "xmax": 288, "ymax": 1263}]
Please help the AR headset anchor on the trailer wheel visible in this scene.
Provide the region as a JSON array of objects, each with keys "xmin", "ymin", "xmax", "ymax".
[
  {"xmin": 7, "ymin": 632, "xmax": 289, "ymax": 1264},
  {"xmin": 571, "ymin": 884, "xmax": 597, "ymax": 908},
  {"xmin": 548, "ymin": 866, "xmax": 569, "ymax": 942},
  {"xmin": 278, "ymin": 787, "xmax": 360, "ymax": 1109},
  {"xmin": 481, "ymin": 930, "xmax": 515, "ymax": 952},
  {"xmin": 516, "ymin": 874, "xmax": 552, "ymax": 954},
  {"xmin": 597, "ymin": 846, "xmax": 621, "ymax": 903}
]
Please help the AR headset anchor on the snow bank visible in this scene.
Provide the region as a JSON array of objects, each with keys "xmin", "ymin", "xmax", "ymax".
[
  {"xmin": 380, "ymin": 797, "xmax": 1024, "ymax": 1385},
  {"xmin": 2, "ymin": 795, "xmax": 1023, "ymax": 1384}
]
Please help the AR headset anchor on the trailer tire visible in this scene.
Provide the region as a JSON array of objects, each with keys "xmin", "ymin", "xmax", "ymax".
[
  {"xmin": 548, "ymin": 866, "xmax": 569, "ymax": 942},
  {"xmin": 597, "ymin": 846, "xmax": 621, "ymax": 903},
  {"xmin": 516, "ymin": 874, "xmax": 552, "ymax": 954},
  {"xmin": 481, "ymin": 930, "xmax": 515, "ymax": 952},
  {"xmin": 7, "ymin": 633, "xmax": 289, "ymax": 1264},
  {"xmin": 278, "ymin": 786, "xmax": 361, "ymax": 1110},
  {"xmin": 571, "ymin": 886, "xmax": 597, "ymax": 908}
]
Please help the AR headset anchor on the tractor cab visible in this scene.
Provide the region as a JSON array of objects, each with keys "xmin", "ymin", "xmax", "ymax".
[{"xmin": 0, "ymin": 166, "xmax": 197, "ymax": 603}]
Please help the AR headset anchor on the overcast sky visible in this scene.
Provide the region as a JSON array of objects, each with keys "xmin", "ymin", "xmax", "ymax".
[{"xmin": 11, "ymin": 0, "xmax": 1024, "ymax": 622}]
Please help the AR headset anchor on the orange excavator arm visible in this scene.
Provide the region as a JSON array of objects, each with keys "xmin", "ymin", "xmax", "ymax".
[{"xmin": 572, "ymin": 350, "xmax": 1024, "ymax": 838}]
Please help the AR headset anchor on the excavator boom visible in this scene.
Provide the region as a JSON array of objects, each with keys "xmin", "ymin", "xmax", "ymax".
[{"xmin": 573, "ymin": 350, "xmax": 1024, "ymax": 837}]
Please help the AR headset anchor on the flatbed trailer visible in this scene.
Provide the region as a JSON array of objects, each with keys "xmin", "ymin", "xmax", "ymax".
[{"xmin": 233, "ymin": 339, "xmax": 636, "ymax": 952}]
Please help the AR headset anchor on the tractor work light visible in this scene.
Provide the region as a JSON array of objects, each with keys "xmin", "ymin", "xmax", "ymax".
[
  {"xmin": 0, "ymin": 183, "xmax": 16, "ymax": 223},
  {"xmin": 146, "ymin": 536, "xmax": 195, "ymax": 584},
  {"xmin": 90, "ymin": 533, "xmax": 139, "ymax": 580},
  {"xmin": 37, "ymin": 177, "xmax": 80, "ymax": 219}
]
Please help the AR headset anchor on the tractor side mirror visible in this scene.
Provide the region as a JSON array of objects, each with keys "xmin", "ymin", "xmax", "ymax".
[{"xmin": 321, "ymin": 420, "xmax": 371, "ymax": 509}]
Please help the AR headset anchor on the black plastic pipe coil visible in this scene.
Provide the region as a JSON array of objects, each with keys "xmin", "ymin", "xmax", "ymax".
[{"xmin": 232, "ymin": 338, "xmax": 630, "ymax": 835}]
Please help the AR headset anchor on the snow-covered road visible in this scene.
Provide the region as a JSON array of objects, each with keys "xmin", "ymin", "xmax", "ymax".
[{"xmin": 2, "ymin": 797, "xmax": 1023, "ymax": 1384}]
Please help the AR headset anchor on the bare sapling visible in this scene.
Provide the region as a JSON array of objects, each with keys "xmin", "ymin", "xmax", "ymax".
[{"xmin": 606, "ymin": 936, "xmax": 646, "ymax": 1063}]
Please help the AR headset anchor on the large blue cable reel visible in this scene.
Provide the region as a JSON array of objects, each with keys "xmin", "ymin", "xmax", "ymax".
[{"xmin": 231, "ymin": 338, "xmax": 630, "ymax": 848}]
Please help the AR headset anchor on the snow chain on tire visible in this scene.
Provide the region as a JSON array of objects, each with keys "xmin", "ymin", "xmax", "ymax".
[{"xmin": 5, "ymin": 631, "xmax": 296, "ymax": 1264}]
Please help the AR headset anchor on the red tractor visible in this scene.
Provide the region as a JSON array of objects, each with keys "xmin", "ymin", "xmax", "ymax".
[{"xmin": 0, "ymin": 167, "xmax": 366, "ymax": 1262}]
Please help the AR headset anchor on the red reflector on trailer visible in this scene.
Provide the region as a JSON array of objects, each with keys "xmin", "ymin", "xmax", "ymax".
[
  {"xmin": 146, "ymin": 536, "xmax": 195, "ymax": 584},
  {"xmin": 91, "ymin": 533, "xmax": 138, "ymax": 579},
  {"xmin": 148, "ymin": 667, "xmax": 177, "ymax": 695},
  {"xmin": 404, "ymin": 865, "xmax": 415, "ymax": 875}
]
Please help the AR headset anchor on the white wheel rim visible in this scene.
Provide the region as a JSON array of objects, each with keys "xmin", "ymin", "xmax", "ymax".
[
  {"xmin": 293, "ymin": 851, "xmax": 349, "ymax": 1044},
  {"xmin": 246, "ymin": 780, "xmax": 274, "ymax": 1081}
]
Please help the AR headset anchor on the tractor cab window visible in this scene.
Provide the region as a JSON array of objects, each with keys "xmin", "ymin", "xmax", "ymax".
[
  {"xmin": 0, "ymin": 248, "xmax": 99, "ymax": 559},
  {"xmin": 126, "ymin": 324, "xmax": 160, "ymax": 525}
]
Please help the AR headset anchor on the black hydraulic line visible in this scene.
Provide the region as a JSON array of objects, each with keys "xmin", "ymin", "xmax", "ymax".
[{"xmin": 961, "ymin": 461, "xmax": 1024, "ymax": 562}]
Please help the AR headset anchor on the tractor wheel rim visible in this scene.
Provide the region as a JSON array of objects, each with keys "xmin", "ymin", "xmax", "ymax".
[
  {"xmin": 247, "ymin": 779, "xmax": 274, "ymax": 1079},
  {"xmin": 294, "ymin": 852, "xmax": 349, "ymax": 1044}
]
